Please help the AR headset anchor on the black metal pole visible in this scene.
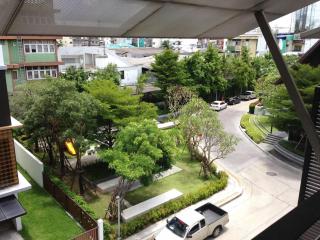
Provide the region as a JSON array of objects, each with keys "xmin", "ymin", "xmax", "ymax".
[
  {"xmin": 255, "ymin": 11, "xmax": 320, "ymax": 159},
  {"xmin": 0, "ymin": 69, "xmax": 11, "ymax": 127}
]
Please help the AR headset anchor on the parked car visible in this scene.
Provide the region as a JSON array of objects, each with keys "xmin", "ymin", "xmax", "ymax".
[
  {"xmin": 210, "ymin": 101, "xmax": 227, "ymax": 111},
  {"xmin": 155, "ymin": 203, "xmax": 229, "ymax": 240},
  {"xmin": 226, "ymin": 96, "xmax": 241, "ymax": 105},
  {"xmin": 240, "ymin": 91, "xmax": 256, "ymax": 100}
]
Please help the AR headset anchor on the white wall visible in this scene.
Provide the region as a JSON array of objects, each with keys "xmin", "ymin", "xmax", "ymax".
[
  {"xmin": 118, "ymin": 67, "xmax": 141, "ymax": 86},
  {"xmin": 14, "ymin": 140, "xmax": 44, "ymax": 187},
  {"xmin": 0, "ymin": 44, "xmax": 4, "ymax": 67}
]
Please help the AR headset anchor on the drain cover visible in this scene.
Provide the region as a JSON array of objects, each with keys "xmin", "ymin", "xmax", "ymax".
[{"xmin": 266, "ymin": 171, "xmax": 277, "ymax": 176}]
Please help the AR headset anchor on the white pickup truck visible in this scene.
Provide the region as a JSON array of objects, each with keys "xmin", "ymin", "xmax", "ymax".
[{"xmin": 155, "ymin": 203, "xmax": 229, "ymax": 240}]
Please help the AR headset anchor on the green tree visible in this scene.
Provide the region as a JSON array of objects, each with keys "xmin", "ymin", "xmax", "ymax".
[
  {"xmin": 264, "ymin": 64, "xmax": 320, "ymax": 135},
  {"xmin": 62, "ymin": 66, "xmax": 89, "ymax": 92},
  {"xmin": 62, "ymin": 92, "xmax": 98, "ymax": 194},
  {"xmin": 152, "ymin": 49, "xmax": 186, "ymax": 93},
  {"xmin": 179, "ymin": 98, "xmax": 238, "ymax": 178},
  {"xmin": 12, "ymin": 78, "xmax": 98, "ymax": 176},
  {"xmin": 136, "ymin": 73, "xmax": 148, "ymax": 95},
  {"xmin": 94, "ymin": 64, "xmax": 120, "ymax": 85},
  {"xmin": 100, "ymin": 120, "xmax": 175, "ymax": 220},
  {"xmin": 161, "ymin": 40, "xmax": 173, "ymax": 49},
  {"xmin": 203, "ymin": 44, "xmax": 227, "ymax": 101},
  {"xmin": 85, "ymin": 79, "xmax": 157, "ymax": 148}
]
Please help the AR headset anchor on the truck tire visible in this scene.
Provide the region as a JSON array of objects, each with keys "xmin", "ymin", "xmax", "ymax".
[{"xmin": 212, "ymin": 226, "xmax": 222, "ymax": 238}]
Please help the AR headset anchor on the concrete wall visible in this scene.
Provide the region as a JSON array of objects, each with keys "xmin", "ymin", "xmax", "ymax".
[{"xmin": 14, "ymin": 140, "xmax": 44, "ymax": 187}]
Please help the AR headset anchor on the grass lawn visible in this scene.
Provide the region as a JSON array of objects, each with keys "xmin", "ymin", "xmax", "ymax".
[
  {"xmin": 18, "ymin": 167, "xmax": 83, "ymax": 240},
  {"xmin": 125, "ymin": 150, "xmax": 216, "ymax": 205},
  {"xmin": 86, "ymin": 192, "xmax": 111, "ymax": 219}
]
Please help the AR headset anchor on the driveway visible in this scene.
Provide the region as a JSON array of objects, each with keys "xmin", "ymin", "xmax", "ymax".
[{"xmin": 208, "ymin": 100, "xmax": 302, "ymax": 239}]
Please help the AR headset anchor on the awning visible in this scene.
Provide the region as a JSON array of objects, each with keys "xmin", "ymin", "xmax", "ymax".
[
  {"xmin": 0, "ymin": 195, "xmax": 26, "ymax": 222},
  {"xmin": 0, "ymin": 0, "xmax": 317, "ymax": 38}
]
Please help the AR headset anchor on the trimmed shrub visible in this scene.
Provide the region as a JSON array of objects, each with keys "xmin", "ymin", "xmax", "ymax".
[
  {"xmin": 248, "ymin": 100, "xmax": 260, "ymax": 114},
  {"xmin": 120, "ymin": 172, "xmax": 228, "ymax": 238},
  {"xmin": 240, "ymin": 114, "xmax": 265, "ymax": 143}
]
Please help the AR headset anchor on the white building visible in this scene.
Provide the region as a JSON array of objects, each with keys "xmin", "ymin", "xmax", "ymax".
[{"xmin": 58, "ymin": 46, "xmax": 142, "ymax": 86}]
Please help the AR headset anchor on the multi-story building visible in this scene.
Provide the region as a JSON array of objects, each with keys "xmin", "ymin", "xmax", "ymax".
[
  {"xmin": 0, "ymin": 36, "xmax": 62, "ymax": 94},
  {"xmin": 226, "ymin": 31, "xmax": 260, "ymax": 57},
  {"xmin": 294, "ymin": 2, "xmax": 320, "ymax": 33}
]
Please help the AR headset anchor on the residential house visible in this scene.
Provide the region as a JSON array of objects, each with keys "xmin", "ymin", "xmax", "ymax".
[
  {"xmin": 0, "ymin": 36, "xmax": 62, "ymax": 94},
  {"xmin": 226, "ymin": 31, "xmax": 259, "ymax": 57},
  {"xmin": 59, "ymin": 46, "xmax": 142, "ymax": 86}
]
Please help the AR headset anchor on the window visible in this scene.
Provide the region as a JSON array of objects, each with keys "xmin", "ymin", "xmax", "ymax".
[
  {"xmin": 26, "ymin": 66, "xmax": 58, "ymax": 80},
  {"xmin": 31, "ymin": 45, "xmax": 37, "ymax": 53},
  {"xmin": 24, "ymin": 40, "xmax": 55, "ymax": 54},
  {"xmin": 37, "ymin": 45, "xmax": 43, "ymax": 52},
  {"xmin": 189, "ymin": 224, "xmax": 200, "ymax": 235},
  {"xmin": 24, "ymin": 45, "xmax": 30, "ymax": 53},
  {"xmin": 200, "ymin": 220, "xmax": 205, "ymax": 228},
  {"xmin": 120, "ymin": 70, "xmax": 125, "ymax": 80},
  {"xmin": 27, "ymin": 71, "xmax": 33, "ymax": 80}
]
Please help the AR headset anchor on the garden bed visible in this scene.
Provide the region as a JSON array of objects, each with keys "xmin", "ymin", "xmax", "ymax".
[{"xmin": 83, "ymin": 161, "xmax": 116, "ymax": 183}]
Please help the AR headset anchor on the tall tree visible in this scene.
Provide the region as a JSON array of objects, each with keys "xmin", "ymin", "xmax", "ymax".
[
  {"xmin": 63, "ymin": 92, "xmax": 98, "ymax": 194},
  {"xmin": 152, "ymin": 49, "xmax": 186, "ymax": 93},
  {"xmin": 179, "ymin": 98, "xmax": 238, "ymax": 178},
  {"xmin": 85, "ymin": 79, "xmax": 157, "ymax": 148},
  {"xmin": 203, "ymin": 44, "xmax": 227, "ymax": 101},
  {"xmin": 62, "ymin": 66, "xmax": 89, "ymax": 92},
  {"xmin": 94, "ymin": 64, "xmax": 121, "ymax": 85},
  {"xmin": 263, "ymin": 64, "xmax": 320, "ymax": 135},
  {"xmin": 100, "ymin": 120, "xmax": 175, "ymax": 220}
]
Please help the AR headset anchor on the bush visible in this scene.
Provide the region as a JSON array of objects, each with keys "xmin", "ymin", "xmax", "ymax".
[
  {"xmin": 249, "ymin": 100, "xmax": 260, "ymax": 114},
  {"xmin": 249, "ymin": 103, "xmax": 256, "ymax": 114},
  {"xmin": 240, "ymin": 114, "xmax": 265, "ymax": 143},
  {"xmin": 120, "ymin": 172, "xmax": 228, "ymax": 238}
]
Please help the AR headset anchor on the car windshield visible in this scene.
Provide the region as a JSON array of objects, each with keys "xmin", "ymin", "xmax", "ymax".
[
  {"xmin": 166, "ymin": 217, "xmax": 188, "ymax": 237},
  {"xmin": 245, "ymin": 91, "xmax": 251, "ymax": 95},
  {"xmin": 212, "ymin": 102, "xmax": 219, "ymax": 105}
]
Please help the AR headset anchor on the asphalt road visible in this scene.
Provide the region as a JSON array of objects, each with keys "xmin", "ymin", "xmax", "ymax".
[{"xmin": 209, "ymin": 100, "xmax": 302, "ymax": 240}]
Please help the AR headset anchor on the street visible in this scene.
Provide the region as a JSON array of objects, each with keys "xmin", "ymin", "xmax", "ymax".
[{"xmin": 210, "ymin": 100, "xmax": 302, "ymax": 239}]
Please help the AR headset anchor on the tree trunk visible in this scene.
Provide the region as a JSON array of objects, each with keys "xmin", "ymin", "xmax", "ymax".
[
  {"xmin": 106, "ymin": 177, "xmax": 133, "ymax": 221},
  {"xmin": 57, "ymin": 140, "xmax": 65, "ymax": 176}
]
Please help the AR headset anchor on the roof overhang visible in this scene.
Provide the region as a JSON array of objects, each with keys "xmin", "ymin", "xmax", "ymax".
[
  {"xmin": 0, "ymin": 0, "xmax": 317, "ymax": 38},
  {"xmin": 0, "ymin": 195, "xmax": 26, "ymax": 222},
  {"xmin": 300, "ymin": 27, "xmax": 320, "ymax": 39}
]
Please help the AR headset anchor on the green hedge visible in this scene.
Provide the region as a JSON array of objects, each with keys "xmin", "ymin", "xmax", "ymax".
[
  {"xmin": 44, "ymin": 168, "xmax": 114, "ymax": 239},
  {"xmin": 240, "ymin": 114, "xmax": 265, "ymax": 143},
  {"xmin": 121, "ymin": 172, "xmax": 228, "ymax": 238}
]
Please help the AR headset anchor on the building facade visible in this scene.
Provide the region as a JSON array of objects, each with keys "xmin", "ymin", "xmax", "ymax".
[
  {"xmin": 226, "ymin": 32, "xmax": 259, "ymax": 57},
  {"xmin": 59, "ymin": 46, "xmax": 142, "ymax": 86},
  {"xmin": 0, "ymin": 36, "xmax": 62, "ymax": 94}
]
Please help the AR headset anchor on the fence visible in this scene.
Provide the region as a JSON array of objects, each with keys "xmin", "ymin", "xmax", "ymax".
[
  {"xmin": 73, "ymin": 227, "xmax": 98, "ymax": 240},
  {"xmin": 43, "ymin": 173, "xmax": 97, "ymax": 231},
  {"xmin": 15, "ymin": 139, "xmax": 44, "ymax": 187}
]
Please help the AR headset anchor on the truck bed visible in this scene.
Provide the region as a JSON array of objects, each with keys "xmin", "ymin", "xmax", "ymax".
[{"xmin": 196, "ymin": 203, "xmax": 227, "ymax": 225}]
